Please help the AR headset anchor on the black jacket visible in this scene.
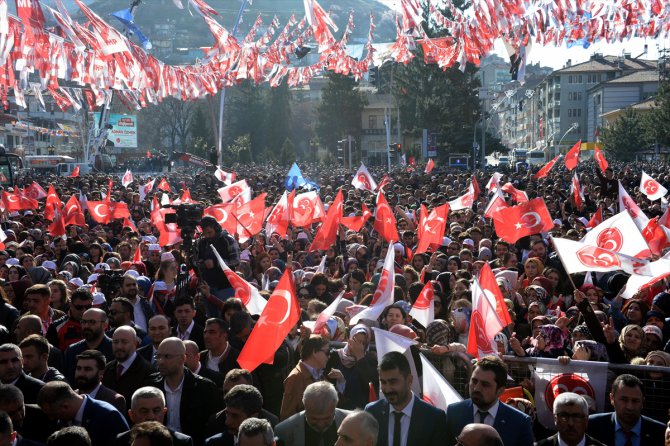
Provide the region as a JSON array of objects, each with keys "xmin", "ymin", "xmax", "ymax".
[
  {"xmin": 13, "ymin": 373, "xmax": 45, "ymax": 404},
  {"xmin": 117, "ymin": 428, "xmax": 193, "ymax": 446},
  {"xmin": 173, "ymin": 324, "xmax": 206, "ymax": 351},
  {"xmin": 102, "ymin": 353, "xmax": 156, "ymax": 409},
  {"xmin": 199, "ymin": 345, "xmax": 240, "ymax": 388}
]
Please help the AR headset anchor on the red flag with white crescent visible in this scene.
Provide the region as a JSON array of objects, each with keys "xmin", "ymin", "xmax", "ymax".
[
  {"xmin": 415, "ymin": 203, "xmax": 449, "ymax": 254},
  {"xmin": 48, "ymin": 210, "xmax": 67, "ymax": 238},
  {"xmin": 237, "ymin": 268, "xmax": 300, "ymax": 372},
  {"xmin": 85, "ymin": 200, "xmax": 111, "ymax": 224},
  {"xmin": 594, "ymin": 145, "xmax": 608, "ymax": 173},
  {"xmin": 121, "ymin": 169, "xmax": 133, "ymax": 188},
  {"xmin": 493, "ymin": 198, "xmax": 554, "ymax": 243},
  {"xmin": 501, "ymin": 182, "xmax": 529, "ymax": 203},
  {"xmin": 409, "ymin": 281, "xmax": 435, "ymax": 328},
  {"xmin": 571, "ymin": 173, "xmax": 584, "ymax": 211},
  {"xmin": 2, "ymin": 191, "xmax": 38, "ymax": 212},
  {"xmin": 212, "ymin": 246, "xmax": 267, "ymax": 315},
  {"xmin": 341, "ymin": 203, "xmax": 372, "ymax": 232},
  {"xmin": 467, "ymin": 277, "xmax": 504, "ymax": 358},
  {"xmin": 63, "ymin": 196, "xmax": 86, "ymax": 227},
  {"xmin": 641, "ymin": 217, "xmax": 670, "ymax": 257},
  {"xmin": 564, "ymin": 140, "xmax": 582, "ymax": 170},
  {"xmin": 310, "ymin": 190, "xmax": 344, "ymax": 251},
  {"xmin": 533, "ymin": 154, "xmax": 560, "ymax": 179},
  {"xmin": 484, "ymin": 189, "xmax": 509, "ymax": 220},
  {"xmin": 478, "ymin": 262, "xmax": 513, "ymax": 326},
  {"xmin": 236, "ymin": 193, "xmax": 266, "ymax": 243},
  {"xmin": 373, "ymin": 190, "xmax": 399, "ymax": 243},
  {"xmin": 69, "ymin": 165, "xmax": 80, "ymax": 178},
  {"xmin": 204, "ymin": 203, "xmax": 237, "ymax": 235},
  {"xmin": 265, "ymin": 190, "xmax": 292, "ymax": 238},
  {"xmin": 157, "ymin": 178, "xmax": 171, "ymax": 193},
  {"xmin": 424, "ymin": 158, "xmax": 435, "ymax": 174},
  {"xmin": 587, "ymin": 207, "xmax": 603, "ymax": 229}
]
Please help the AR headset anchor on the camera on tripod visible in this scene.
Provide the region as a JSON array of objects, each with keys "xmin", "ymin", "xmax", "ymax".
[
  {"xmin": 164, "ymin": 203, "xmax": 205, "ymax": 233},
  {"xmin": 97, "ymin": 269, "xmax": 126, "ymax": 301}
]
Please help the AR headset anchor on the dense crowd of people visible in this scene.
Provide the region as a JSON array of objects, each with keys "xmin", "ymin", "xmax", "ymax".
[{"xmin": 0, "ymin": 158, "xmax": 669, "ymax": 446}]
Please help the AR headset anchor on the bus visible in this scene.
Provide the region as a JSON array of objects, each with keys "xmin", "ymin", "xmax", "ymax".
[
  {"xmin": 510, "ymin": 148, "xmax": 527, "ymax": 164},
  {"xmin": 24, "ymin": 155, "xmax": 92, "ymax": 176},
  {"xmin": 527, "ymin": 149, "xmax": 546, "ymax": 165},
  {"xmin": 0, "ymin": 147, "xmax": 22, "ymax": 187}
]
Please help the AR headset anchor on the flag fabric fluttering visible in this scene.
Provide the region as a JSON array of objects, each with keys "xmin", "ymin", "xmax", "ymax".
[
  {"xmin": 351, "ymin": 162, "xmax": 378, "ymax": 192},
  {"xmin": 533, "ymin": 155, "xmax": 560, "ymax": 179},
  {"xmin": 640, "ymin": 171, "xmax": 668, "ymax": 202},
  {"xmin": 350, "ymin": 242, "xmax": 396, "ymax": 325},
  {"xmin": 466, "ymin": 277, "xmax": 504, "ymax": 358},
  {"xmin": 564, "ymin": 140, "xmax": 582, "ymax": 170}
]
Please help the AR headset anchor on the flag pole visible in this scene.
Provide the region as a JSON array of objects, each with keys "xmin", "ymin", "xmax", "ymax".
[{"xmin": 547, "ymin": 235, "xmax": 579, "ymax": 291}]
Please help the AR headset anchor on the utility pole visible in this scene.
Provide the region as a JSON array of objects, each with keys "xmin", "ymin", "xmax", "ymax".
[{"xmin": 347, "ymin": 135, "xmax": 352, "ymax": 170}]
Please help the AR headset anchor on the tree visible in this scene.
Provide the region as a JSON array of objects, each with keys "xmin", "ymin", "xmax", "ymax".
[
  {"xmin": 137, "ymin": 97, "xmax": 195, "ymax": 151},
  {"xmin": 225, "ymin": 134, "xmax": 252, "ymax": 164},
  {"xmin": 265, "ymin": 83, "xmax": 292, "ymax": 152},
  {"xmin": 316, "ymin": 73, "xmax": 368, "ymax": 153},
  {"xmin": 601, "ymin": 107, "xmax": 650, "ymax": 161},
  {"xmin": 190, "ymin": 103, "xmax": 213, "ymax": 147},
  {"xmin": 645, "ymin": 81, "xmax": 670, "ymax": 147},
  {"xmin": 279, "ymin": 137, "xmax": 296, "ymax": 165},
  {"xmin": 225, "ymin": 81, "xmax": 267, "ymax": 159}
]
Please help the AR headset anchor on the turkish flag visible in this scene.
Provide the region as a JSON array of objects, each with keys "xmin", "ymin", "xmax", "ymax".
[
  {"xmin": 44, "ymin": 185, "xmax": 62, "ymax": 222},
  {"xmin": 478, "ymin": 263, "xmax": 513, "ymax": 326},
  {"xmin": 63, "ymin": 196, "xmax": 86, "ymax": 227},
  {"xmin": 212, "ymin": 246, "xmax": 267, "ymax": 315},
  {"xmin": 449, "ymin": 179, "xmax": 477, "ymax": 211},
  {"xmin": 594, "ymin": 145, "xmax": 608, "ymax": 173},
  {"xmin": 265, "ymin": 190, "xmax": 292, "ymax": 238},
  {"xmin": 350, "ymin": 241, "xmax": 396, "ymax": 324},
  {"xmin": 484, "ymin": 189, "xmax": 509, "ymax": 219},
  {"xmin": 378, "ymin": 174, "xmax": 391, "ymax": 191},
  {"xmin": 110, "ymin": 202, "xmax": 131, "ymax": 220},
  {"xmin": 486, "ymin": 172, "xmax": 503, "ymax": 192},
  {"xmin": 123, "ymin": 217, "xmax": 139, "ymax": 233},
  {"xmin": 341, "ymin": 203, "xmax": 372, "ymax": 232},
  {"xmin": 564, "ymin": 140, "xmax": 582, "ymax": 170},
  {"xmin": 236, "ymin": 193, "xmax": 266, "ymax": 243},
  {"xmin": 420, "ymin": 354, "xmax": 462, "ymax": 410},
  {"xmin": 351, "ymin": 162, "xmax": 378, "ymax": 192},
  {"xmin": 409, "ymin": 281, "xmax": 434, "ymax": 328},
  {"xmin": 86, "ymin": 200, "xmax": 111, "ymax": 224},
  {"xmin": 177, "ymin": 189, "xmax": 198, "ymax": 204},
  {"xmin": 24, "ymin": 182, "xmax": 47, "ymax": 200},
  {"xmin": 133, "ymin": 245, "xmax": 142, "ymax": 263},
  {"xmin": 48, "ymin": 211, "xmax": 67, "ymax": 238},
  {"xmin": 471, "ymin": 175, "xmax": 481, "ymax": 198},
  {"xmin": 640, "ymin": 171, "xmax": 668, "ymax": 201},
  {"xmin": 69, "ymin": 165, "xmax": 80, "ymax": 178},
  {"xmin": 425, "ymin": 158, "xmax": 435, "ymax": 174},
  {"xmin": 533, "ymin": 154, "xmax": 560, "ymax": 179},
  {"xmin": 291, "ymin": 191, "xmax": 320, "ymax": 227},
  {"xmin": 310, "ymin": 190, "xmax": 344, "ymax": 251},
  {"xmin": 571, "ymin": 173, "xmax": 584, "ymax": 211},
  {"xmin": 121, "ymin": 169, "xmax": 133, "ymax": 188},
  {"xmin": 467, "ymin": 278, "xmax": 504, "ymax": 358},
  {"xmin": 2, "ymin": 191, "xmax": 38, "ymax": 212},
  {"xmin": 415, "ymin": 203, "xmax": 449, "ymax": 254},
  {"xmin": 204, "ymin": 203, "xmax": 237, "ymax": 235},
  {"xmin": 587, "ymin": 207, "xmax": 603, "ymax": 229},
  {"xmin": 157, "ymin": 178, "xmax": 171, "ymax": 192},
  {"xmin": 373, "ymin": 190, "xmax": 399, "ymax": 243},
  {"xmin": 501, "ymin": 182, "xmax": 528, "ymax": 203},
  {"xmin": 237, "ymin": 268, "xmax": 300, "ymax": 372},
  {"xmin": 493, "ymin": 198, "xmax": 554, "ymax": 243},
  {"xmin": 642, "ymin": 217, "xmax": 670, "ymax": 256}
]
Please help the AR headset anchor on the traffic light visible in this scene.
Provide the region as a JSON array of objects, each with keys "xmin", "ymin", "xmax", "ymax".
[
  {"xmin": 395, "ymin": 143, "xmax": 401, "ymax": 152},
  {"xmin": 48, "ymin": 145, "xmax": 55, "ymax": 155}
]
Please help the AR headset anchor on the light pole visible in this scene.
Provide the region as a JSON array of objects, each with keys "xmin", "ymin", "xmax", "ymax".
[
  {"xmin": 556, "ymin": 123, "xmax": 579, "ymax": 156},
  {"xmin": 216, "ymin": 0, "xmax": 249, "ymax": 168}
]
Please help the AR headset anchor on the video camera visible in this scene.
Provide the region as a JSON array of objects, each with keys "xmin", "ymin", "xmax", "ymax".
[
  {"xmin": 163, "ymin": 203, "xmax": 205, "ymax": 299},
  {"xmin": 97, "ymin": 269, "xmax": 126, "ymax": 300}
]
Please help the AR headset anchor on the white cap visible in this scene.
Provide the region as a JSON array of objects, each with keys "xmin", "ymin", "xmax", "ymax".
[
  {"xmin": 297, "ymin": 232, "xmax": 309, "ymax": 241},
  {"xmin": 393, "ymin": 242, "xmax": 405, "ymax": 253},
  {"xmin": 69, "ymin": 278, "xmax": 84, "ymax": 288},
  {"xmin": 95, "ymin": 263, "xmax": 110, "ymax": 272},
  {"xmin": 92, "ymin": 292, "xmax": 106, "ymax": 306},
  {"xmin": 5, "ymin": 258, "xmax": 19, "ymax": 266},
  {"xmin": 553, "ymin": 219, "xmax": 562, "ymax": 226},
  {"xmin": 42, "ymin": 261, "xmax": 57, "ymax": 270},
  {"xmin": 124, "ymin": 270, "xmax": 140, "ymax": 279},
  {"xmin": 441, "ymin": 237, "xmax": 453, "ymax": 246},
  {"xmin": 141, "ymin": 235, "xmax": 158, "ymax": 244},
  {"xmin": 87, "ymin": 273, "xmax": 99, "ymax": 284},
  {"xmin": 160, "ymin": 252, "xmax": 175, "ymax": 262},
  {"xmin": 153, "ymin": 281, "xmax": 168, "ymax": 292},
  {"xmin": 23, "ymin": 210, "xmax": 33, "ymax": 216},
  {"xmin": 576, "ymin": 217, "xmax": 589, "ymax": 226},
  {"xmin": 463, "ymin": 238, "xmax": 475, "ymax": 248},
  {"xmin": 148, "ymin": 244, "xmax": 161, "ymax": 252}
]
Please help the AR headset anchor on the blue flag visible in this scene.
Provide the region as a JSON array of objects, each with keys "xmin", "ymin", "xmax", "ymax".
[
  {"xmin": 284, "ymin": 163, "xmax": 307, "ymax": 190},
  {"xmin": 112, "ymin": 9, "xmax": 152, "ymax": 50}
]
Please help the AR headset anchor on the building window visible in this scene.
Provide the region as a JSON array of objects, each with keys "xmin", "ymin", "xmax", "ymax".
[
  {"xmin": 578, "ymin": 75, "xmax": 582, "ymax": 83},
  {"xmin": 568, "ymin": 75, "xmax": 572, "ymax": 84},
  {"xmin": 577, "ymin": 109, "xmax": 582, "ymax": 117},
  {"xmin": 568, "ymin": 109, "xmax": 572, "ymax": 117},
  {"xmin": 368, "ymin": 115, "xmax": 377, "ymax": 129}
]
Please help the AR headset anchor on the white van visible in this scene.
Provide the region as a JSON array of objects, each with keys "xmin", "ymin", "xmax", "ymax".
[
  {"xmin": 498, "ymin": 156, "xmax": 510, "ymax": 166},
  {"xmin": 58, "ymin": 162, "xmax": 92, "ymax": 176}
]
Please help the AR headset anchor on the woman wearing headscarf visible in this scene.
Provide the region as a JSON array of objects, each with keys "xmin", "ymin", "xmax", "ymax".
[
  {"xmin": 424, "ymin": 319, "xmax": 471, "ymax": 396},
  {"xmin": 604, "ymin": 323, "xmax": 646, "ymax": 364},
  {"xmin": 512, "ymin": 324, "xmax": 571, "ymax": 358},
  {"xmin": 643, "ymin": 351, "xmax": 670, "ymax": 422},
  {"xmin": 326, "ymin": 324, "xmax": 378, "ymax": 410}
]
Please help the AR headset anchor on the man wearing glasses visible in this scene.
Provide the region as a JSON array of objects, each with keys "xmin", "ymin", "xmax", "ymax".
[
  {"xmin": 63, "ymin": 308, "xmax": 113, "ymax": 383},
  {"xmin": 47, "ymin": 288, "xmax": 93, "ymax": 352},
  {"xmin": 280, "ymin": 335, "xmax": 345, "ymax": 421},
  {"xmin": 535, "ymin": 392, "xmax": 604, "ymax": 446}
]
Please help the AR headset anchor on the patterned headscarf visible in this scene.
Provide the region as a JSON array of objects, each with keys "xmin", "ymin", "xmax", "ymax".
[
  {"xmin": 539, "ymin": 324, "xmax": 567, "ymax": 351},
  {"xmin": 525, "ymin": 285, "xmax": 548, "ymax": 303},
  {"xmin": 425, "ymin": 320, "xmax": 453, "ymax": 347},
  {"xmin": 574, "ymin": 340, "xmax": 609, "ymax": 362}
]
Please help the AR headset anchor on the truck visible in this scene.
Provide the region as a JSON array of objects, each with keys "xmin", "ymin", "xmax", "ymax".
[
  {"xmin": 23, "ymin": 156, "xmax": 93, "ymax": 176},
  {"xmin": 527, "ymin": 149, "xmax": 546, "ymax": 165},
  {"xmin": 510, "ymin": 148, "xmax": 528, "ymax": 164}
]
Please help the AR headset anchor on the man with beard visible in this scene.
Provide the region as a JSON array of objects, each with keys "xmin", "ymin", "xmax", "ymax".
[
  {"xmin": 107, "ymin": 298, "xmax": 147, "ymax": 340},
  {"xmin": 63, "ymin": 309, "xmax": 113, "ymax": 383},
  {"xmin": 137, "ymin": 315, "xmax": 170, "ymax": 366},
  {"xmin": 102, "ymin": 326, "xmax": 154, "ymax": 410},
  {"xmin": 74, "ymin": 350, "xmax": 125, "ymax": 413},
  {"xmin": 445, "ymin": 356, "xmax": 533, "ymax": 446},
  {"xmin": 365, "ymin": 352, "xmax": 447, "ymax": 446},
  {"xmin": 119, "ymin": 274, "xmax": 154, "ymax": 333},
  {"xmin": 0, "ymin": 384, "xmax": 56, "ymax": 444}
]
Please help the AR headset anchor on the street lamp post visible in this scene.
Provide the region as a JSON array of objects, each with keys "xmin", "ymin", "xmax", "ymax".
[{"xmin": 556, "ymin": 123, "xmax": 579, "ymax": 156}]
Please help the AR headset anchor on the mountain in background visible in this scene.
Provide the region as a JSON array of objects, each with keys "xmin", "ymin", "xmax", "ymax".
[{"xmin": 32, "ymin": 0, "xmax": 397, "ymax": 52}]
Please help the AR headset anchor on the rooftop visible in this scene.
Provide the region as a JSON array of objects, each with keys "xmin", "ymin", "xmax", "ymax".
[{"xmin": 556, "ymin": 55, "xmax": 657, "ymax": 73}]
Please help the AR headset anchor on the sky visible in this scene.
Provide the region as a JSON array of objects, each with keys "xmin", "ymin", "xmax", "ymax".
[{"xmin": 373, "ymin": 0, "xmax": 668, "ymax": 70}]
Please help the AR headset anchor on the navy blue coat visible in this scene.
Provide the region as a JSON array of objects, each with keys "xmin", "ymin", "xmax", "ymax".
[{"xmin": 586, "ymin": 412, "xmax": 665, "ymax": 446}]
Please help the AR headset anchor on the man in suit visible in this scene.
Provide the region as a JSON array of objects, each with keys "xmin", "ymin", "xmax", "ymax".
[
  {"xmin": 535, "ymin": 392, "xmax": 605, "ymax": 446},
  {"xmin": 119, "ymin": 273, "xmax": 154, "ymax": 332},
  {"xmin": 15, "ymin": 315, "xmax": 64, "ymax": 372},
  {"xmin": 106, "ymin": 298, "xmax": 147, "ymax": 340},
  {"xmin": 0, "ymin": 384, "xmax": 56, "ymax": 444},
  {"xmin": 18, "ymin": 335, "xmax": 65, "ymax": 383},
  {"xmin": 454, "ymin": 424, "xmax": 503, "ymax": 446},
  {"xmin": 275, "ymin": 381, "xmax": 350, "ymax": 446},
  {"xmin": 0, "ymin": 410, "xmax": 43, "ymax": 446},
  {"xmin": 146, "ymin": 337, "xmax": 222, "ymax": 445},
  {"xmin": 365, "ymin": 351, "xmax": 448, "ymax": 446},
  {"xmin": 237, "ymin": 418, "xmax": 275, "ymax": 446},
  {"xmin": 587, "ymin": 374, "xmax": 665, "ymax": 446},
  {"xmin": 184, "ymin": 340, "xmax": 221, "ymax": 385},
  {"xmin": 137, "ymin": 315, "xmax": 170, "ymax": 365},
  {"xmin": 445, "ymin": 355, "xmax": 534, "ymax": 446},
  {"xmin": 74, "ymin": 349, "xmax": 126, "ymax": 413},
  {"xmin": 204, "ymin": 384, "xmax": 265, "ymax": 446},
  {"xmin": 172, "ymin": 298, "xmax": 205, "ymax": 350},
  {"xmin": 335, "ymin": 411, "xmax": 379, "ymax": 446},
  {"xmin": 36, "ymin": 381, "xmax": 129, "ymax": 446},
  {"xmin": 0, "ymin": 344, "xmax": 44, "ymax": 404},
  {"xmin": 200, "ymin": 318, "xmax": 239, "ymax": 389},
  {"xmin": 102, "ymin": 326, "xmax": 155, "ymax": 409},
  {"xmin": 281, "ymin": 335, "xmax": 344, "ymax": 421},
  {"xmin": 63, "ymin": 308, "xmax": 113, "ymax": 383},
  {"xmin": 116, "ymin": 386, "xmax": 193, "ymax": 446}
]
